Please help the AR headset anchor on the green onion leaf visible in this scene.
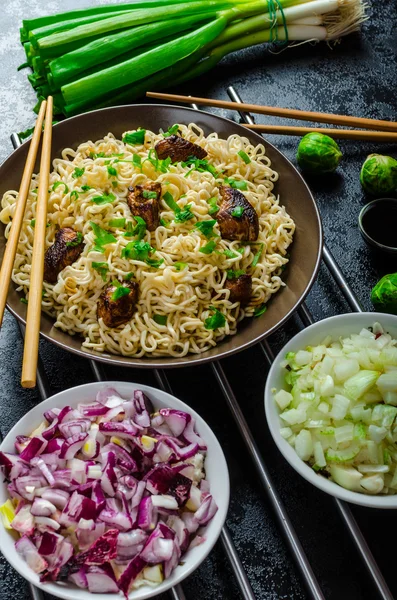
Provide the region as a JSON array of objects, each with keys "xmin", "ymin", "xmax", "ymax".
[
  {"xmin": 92, "ymin": 192, "xmax": 116, "ymax": 205},
  {"xmin": 223, "ymin": 249, "xmax": 238, "ymax": 259},
  {"xmin": 252, "ymin": 243, "xmax": 264, "ymax": 267},
  {"xmin": 174, "ymin": 262, "xmax": 187, "ymax": 271},
  {"xmin": 254, "ymin": 303, "xmax": 267, "ymax": 317},
  {"xmin": 52, "ymin": 181, "xmax": 69, "ymax": 193},
  {"xmin": 204, "ymin": 306, "xmax": 226, "ymax": 330},
  {"xmin": 143, "ymin": 149, "xmax": 171, "ymax": 173},
  {"xmin": 123, "ymin": 129, "xmax": 146, "ymax": 145},
  {"xmin": 227, "ymin": 269, "xmax": 246, "ymax": 279},
  {"xmin": 30, "ymin": 219, "xmax": 50, "ymax": 228},
  {"xmin": 90, "ymin": 221, "xmax": 117, "ymax": 253},
  {"xmin": 124, "ymin": 272, "xmax": 134, "ymax": 281},
  {"xmin": 111, "ymin": 283, "xmax": 131, "ymax": 301},
  {"xmin": 131, "ymin": 216, "xmax": 146, "ymax": 240},
  {"xmin": 122, "ymin": 239, "xmax": 153, "ymax": 261},
  {"xmin": 200, "ymin": 240, "xmax": 217, "ymax": 254},
  {"xmin": 207, "ymin": 197, "xmax": 219, "ymax": 215},
  {"xmin": 162, "ymin": 124, "xmax": 179, "ymax": 138},
  {"xmin": 66, "ymin": 232, "xmax": 83, "ymax": 247},
  {"xmin": 124, "ymin": 221, "xmax": 134, "ymax": 239},
  {"xmin": 153, "ymin": 314, "xmax": 168, "ymax": 325},
  {"xmin": 225, "ymin": 177, "xmax": 248, "ymax": 191},
  {"xmin": 80, "ymin": 185, "xmax": 92, "ymax": 192},
  {"xmin": 109, "ymin": 218, "xmax": 126, "ymax": 228},
  {"xmin": 231, "ymin": 206, "xmax": 244, "ymax": 218},
  {"xmin": 163, "ymin": 191, "xmax": 180, "ymax": 213},
  {"xmin": 195, "ymin": 219, "xmax": 217, "ymax": 238},
  {"xmin": 107, "ymin": 165, "xmax": 118, "ymax": 178},
  {"xmin": 182, "ymin": 157, "xmax": 219, "ymax": 178},
  {"xmin": 132, "ymin": 154, "xmax": 142, "ymax": 169},
  {"xmin": 72, "ymin": 167, "xmax": 85, "ymax": 179},
  {"xmin": 159, "ymin": 218, "xmax": 168, "ymax": 227},
  {"xmin": 92, "ymin": 261, "xmax": 109, "ymax": 281},
  {"xmin": 238, "ymin": 150, "xmax": 251, "ymax": 164},
  {"xmin": 142, "ymin": 190, "xmax": 157, "ymax": 200},
  {"xmin": 174, "ymin": 204, "xmax": 194, "ymax": 223},
  {"xmin": 70, "ymin": 190, "xmax": 79, "ymax": 201},
  {"xmin": 146, "ymin": 257, "xmax": 164, "ymax": 268},
  {"xmin": 18, "ymin": 127, "xmax": 35, "ymax": 141},
  {"xmin": 20, "ymin": 297, "xmax": 28, "ymax": 304}
]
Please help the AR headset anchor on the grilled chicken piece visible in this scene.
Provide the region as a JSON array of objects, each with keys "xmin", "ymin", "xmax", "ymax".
[
  {"xmin": 217, "ymin": 186, "xmax": 259, "ymax": 242},
  {"xmin": 225, "ymin": 274, "xmax": 252, "ymax": 304},
  {"xmin": 97, "ymin": 281, "xmax": 139, "ymax": 328},
  {"xmin": 155, "ymin": 135, "xmax": 207, "ymax": 163},
  {"xmin": 127, "ymin": 181, "xmax": 161, "ymax": 232},
  {"xmin": 44, "ymin": 227, "xmax": 85, "ymax": 284}
]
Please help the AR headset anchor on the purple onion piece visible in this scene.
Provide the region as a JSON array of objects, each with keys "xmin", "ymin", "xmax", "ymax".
[
  {"xmin": 182, "ymin": 418, "xmax": 207, "ymax": 450},
  {"xmin": 99, "ymin": 421, "xmax": 138, "ymax": 439},
  {"xmin": 41, "ymin": 489, "xmax": 69, "ymax": 510},
  {"xmin": 31, "ymin": 498, "xmax": 56, "ymax": 517},
  {"xmin": 137, "ymin": 496, "xmax": 157, "ymax": 532},
  {"xmin": 11, "ymin": 504, "xmax": 35, "ymax": 535},
  {"xmin": 76, "ymin": 520, "xmax": 105, "ymax": 551},
  {"xmin": 100, "ymin": 452, "xmax": 117, "ymax": 497},
  {"xmin": 46, "ymin": 438, "xmax": 64, "ymax": 454},
  {"xmin": 118, "ymin": 554, "xmax": 147, "ymax": 598},
  {"xmin": 159, "ymin": 408, "xmax": 191, "ymax": 437},
  {"xmin": 86, "ymin": 564, "xmax": 119, "ymax": 593},
  {"xmin": 96, "ymin": 387, "xmax": 123, "ymax": 408},
  {"xmin": 91, "ymin": 481, "xmax": 106, "ymax": 512},
  {"xmin": 19, "ymin": 437, "xmax": 47, "ymax": 462},
  {"xmin": 59, "ymin": 432, "xmax": 88, "ymax": 460},
  {"xmin": 193, "ymin": 494, "xmax": 218, "ymax": 526},
  {"xmin": 163, "ymin": 538, "xmax": 181, "ymax": 580},
  {"xmin": 35, "ymin": 516, "xmax": 61, "ymax": 531},
  {"xmin": 43, "ymin": 409, "xmax": 58, "ymax": 424},
  {"xmin": 167, "ymin": 515, "xmax": 190, "ymax": 554},
  {"xmin": 78, "ymin": 402, "xmax": 108, "ymax": 418},
  {"xmin": 69, "ymin": 568, "xmax": 88, "ymax": 589},
  {"xmin": 52, "ymin": 469, "xmax": 72, "ymax": 488},
  {"xmin": 59, "ymin": 418, "xmax": 91, "ymax": 440},
  {"xmin": 31, "ymin": 458, "xmax": 55, "ymax": 486},
  {"xmin": 75, "ymin": 528, "xmax": 119, "ymax": 566},
  {"xmin": 116, "ymin": 529, "xmax": 147, "ymax": 563},
  {"xmin": 15, "ymin": 435, "xmax": 30, "ymax": 454},
  {"xmin": 41, "ymin": 418, "xmax": 59, "ymax": 441},
  {"xmin": 101, "ymin": 443, "xmax": 137, "ymax": 472},
  {"xmin": 16, "ymin": 535, "xmax": 48, "ymax": 574},
  {"xmin": 132, "ymin": 390, "xmax": 152, "ymax": 428},
  {"xmin": 164, "ymin": 439, "xmax": 199, "ymax": 460}
]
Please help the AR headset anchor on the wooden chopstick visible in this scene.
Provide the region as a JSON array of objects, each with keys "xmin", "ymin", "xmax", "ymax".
[
  {"xmin": 0, "ymin": 101, "xmax": 47, "ymax": 328},
  {"xmin": 244, "ymin": 123, "xmax": 397, "ymax": 142},
  {"xmin": 146, "ymin": 92, "xmax": 397, "ymax": 133},
  {"xmin": 21, "ymin": 97, "xmax": 53, "ymax": 389}
]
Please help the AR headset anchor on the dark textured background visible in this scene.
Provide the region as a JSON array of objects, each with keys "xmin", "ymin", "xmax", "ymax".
[{"xmin": 0, "ymin": 1, "xmax": 396, "ymax": 599}]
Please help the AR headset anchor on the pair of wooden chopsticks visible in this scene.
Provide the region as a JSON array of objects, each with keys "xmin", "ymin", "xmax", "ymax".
[
  {"xmin": 146, "ymin": 92, "xmax": 397, "ymax": 142},
  {"xmin": 0, "ymin": 97, "xmax": 53, "ymax": 388}
]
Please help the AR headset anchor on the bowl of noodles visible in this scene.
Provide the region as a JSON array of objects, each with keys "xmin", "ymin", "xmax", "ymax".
[{"xmin": 0, "ymin": 105, "xmax": 322, "ymax": 368}]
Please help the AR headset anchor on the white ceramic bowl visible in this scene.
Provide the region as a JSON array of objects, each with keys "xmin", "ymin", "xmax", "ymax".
[
  {"xmin": 265, "ymin": 312, "xmax": 397, "ymax": 509},
  {"xmin": 0, "ymin": 382, "xmax": 230, "ymax": 599}
]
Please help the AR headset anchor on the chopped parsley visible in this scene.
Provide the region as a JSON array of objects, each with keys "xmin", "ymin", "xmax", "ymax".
[
  {"xmin": 252, "ymin": 243, "xmax": 264, "ymax": 267},
  {"xmin": 238, "ymin": 150, "xmax": 251, "ymax": 164},
  {"xmin": 92, "ymin": 192, "xmax": 116, "ymax": 205},
  {"xmin": 72, "ymin": 167, "xmax": 85, "ymax": 179},
  {"xmin": 131, "ymin": 216, "xmax": 146, "ymax": 240},
  {"xmin": 174, "ymin": 262, "xmax": 187, "ymax": 271},
  {"xmin": 222, "ymin": 249, "xmax": 239, "ymax": 259},
  {"xmin": 90, "ymin": 222, "xmax": 117, "ymax": 253},
  {"xmin": 109, "ymin": 218, "xmax": 126, "ymax": 228},
  {"xmin": 162, "ymin": 124, "xmax": 179, "ymax": 137},
  {"xmin": 52, "ymin": 181, "xmax": 69, "ymax": 193},
  {"xmin": 227, "ymin": 269, "xmax": 246, "ymax": 279},
  {"xmin": 199, "ymin": 240, "xmax": 217, "ymax": 254},
  {"xmin": 107, "ymin": 165, "xmax": 118, "ymax": 178},
  {"xmin": 204, "ymin": 306, "xmax": 226, "ymax": 330},
  {"xmin": 254, "ymin": 303, "xmax": 267, "ymax": 317},
  {"xmin": 70, "ymin": 190, "xmax": 79, "ymax": 201},
  {"xmin": 224, "ymin": 177, "xmax": 248, "ymax": 191},
  {"xmin": 80, "ymin": 185, "xmax": 93, "ymax": 192},
  {"xmin": 153, "ymin": 314, "xmax": 168, "ymax": 325},
  {"xmin": 182, "ymin": 157, "xmax": 219, "ymax": 178},
  {"xmin": 195, "ymin": 219, "xmax": 217, "ymax": 239},
  {"xmin": 207, "ymin": 197, "xmax": 219, "ymax": 215},
  {"xmin": 231, "ymin": 206, "xmax": 244, "ymax": 218},
  {"xmin": 123, "ymin": 129, "xmax": 146, "ymax": 145},
  {"xmin": 111, "ymin": 281, "xmax": 131, "ymax": 301},
  {"xmin": 66, "ymin": 232, "xmax": 83, "ymax": 247},
  {"xmin": 92, "ymin": 261, "xmax": 109, "ymax": 281},
  {"xmin": 142, "ymin": 190, "xmax": 157, "ymax": 200}
]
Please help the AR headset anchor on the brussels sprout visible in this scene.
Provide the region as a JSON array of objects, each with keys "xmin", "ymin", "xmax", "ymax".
[
  {"xmin": 360, "ymin": 154, "xmax": 397, "ymax": 195},
  {"xmin": 296, "ymin": 132, "xmax": 342, "ymax": 173},
  {"xmin": 371, "ymin": 273, "xmax": 397, "ymax": 314}
]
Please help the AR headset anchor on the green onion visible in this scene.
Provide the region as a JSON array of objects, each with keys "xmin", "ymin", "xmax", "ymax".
[
  {"xmin": 207, "ymin": 197, "xmax": 219, "ymax": 215},
  {"xmin": 92, "ymin": 261, "xmax": 109, "ymax": 281},
  {"xmin": 222, "ymin": 249, "xmax": 238, "ymax": 259},
  {"xmin": 30, "ymin": 219, "xmax": 50, "ymax": 228},
  {"xmin": 107, "ymin": 165, "xmax": 118, "ymax": 177},
  {"xmin": 231, "ymin": 206, "xmax": 244, "ymax": 218},
  {"xmin": 225, "ymin": 177, "xmax": 248, "ymax": 190},
  {"xmin": 200, "ymin": 239, "xmax": 217, "ymax": 254},
  {"xmin": 182, "ymin": 157, "xmax": 219, "ymax": 178},
  {"xmin": 159, "ymin": 218, "xmax": 168, "ymax": 227},
  {"xmin": 72, "ymin": 166, "xmax": 85, "ymax": 178},
  {"xmin": 132, "ymin": 154, "xmax": 142, "ymax": 169},
  {"xmin": 227, "ymin": 269, "xmax": 245, "ymax": 279},
  {"xmin": 163, "ymin": 191, "xmax": 180, "ymax": 213},
  {"xmin": 144, "ymin": 149, "xmax": 171, "ymax": 173},
  {"xmin": 70, "ymin": 190, "xmax": 79, "ymax": 201},
  {"xmin": 111, "ymin": 282, "xmax": 131, "ymax": 301},
  {"xmin": 195, "ymin": 219, "xmax": 217, "ymax": 238},
  {"xmin": 142, "ymin": 190, "xmax": 157, "ymax": 199},
  {"xmin": 123, "ymin": 129, "xmax": 146, "ymax": 145},
  {"xmin": 90, "ymin": 221, "xmax": 117, "ymax": 253},
  {"xmin": 162, "ymin": 124, "xmax": 179, "ymax": 137},
  {"xmin": 92, "ymin": 192, "xmax": 116, "ymax": 205},
  {"xmin": 252, "ymin": 243, "xmax": 264, "ymax": 267},
  {"xmin": 124, "ymin": 222, "xmax": 134, "ymax": 239},
  {"xmin": 20, "ymin": 297, "xmax": 28, "ymax": 304},
  {"xmin": 174, "ymin": 204, "xmax": 194, "ymax": 223},
  {"xmin": 109, "ymin": 218, "xmax": 126, "ymax": 228},
  {"xmin": 124, "ymin": 272, "xmax": 135, "ymax": 281},
  {"xmin": 80, "ymin": 185, "xmax": 93, "ymax": 192},
  {"xmin": 254, "ymin": 303, "xmax": 267, "ymax": 317},
  {"xmin": 131, "ymin": 216, "xmax": 147, "ymax": 240},
  {"xmin": 204, "ymin": 306, "xmax": 226, "ymax": 330},
  {"xmin": 238, "ymin": 150, "xmax": 251, "ymax": 164},
  {"xmin": 121, "ymin": 239, "xmax": 164, "ymax": 267},
  {"xmin": 52, "ymin": 181, "xmax": 69, "ymax": 193},
  {"xmin": 153, "ymin": 314, "xmax": 168, "ymax": 325},
  {"xmin": 66, "ymin": 232, "xmax": 83, "ymax": 247},
  {"xmin": 174, "ymin": 262, "xmax": 187, "ymax": 271}
]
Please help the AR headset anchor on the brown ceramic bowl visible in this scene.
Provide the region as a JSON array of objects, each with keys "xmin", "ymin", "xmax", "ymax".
[{"xmin": 0, "ymin": 104, "xmax": 322, "ymax": 368}]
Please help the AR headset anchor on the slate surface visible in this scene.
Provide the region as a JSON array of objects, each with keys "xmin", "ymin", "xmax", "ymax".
[{"xmin": 0, "ymin": 1, "xmax": 396, "ymax": 599}]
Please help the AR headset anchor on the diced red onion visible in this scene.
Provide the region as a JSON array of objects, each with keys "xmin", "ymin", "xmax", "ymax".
[
  {"xmin": 78, "ymin": 402, "xmax": 108, "ymax": 418},
  {"xmin": 159, "ymin": 409, "xmax": 191, "ymax": 437},
  {"xmin": 46, "ymin": 438, "xmax": 64, "ymax": 454},
  {"xmin": 59, "ymin": 418, "xmax": 91, "ymax": 439},
  {"xmin": 137, "ymin": 496, "xmax": 157, "ymax": 532},
  {"xmin": 20, "ymin": 437, "xmax": 47, "ymax": 462},
  {"xmin": 41, "ymin": 418, "xmax": 59, "ymax": 441},
  {"xmin": 11, "ymin": 504, "xmax": 35, "ymax": 535},
  {"xmin": 41, "ymin": 489, "xmax": 70, "ymax": 510},
  {"xmin": 52, "ymin": 469, "xmax": 72, "ymax": 488},
  {"xmin": 15, "ymin": 435, "xmax": 30, "ymax": 454},
  {"xmin": 96, "ymin": 387, "xmax": 123, "ymax": 408},
  {"xmin": 99, "ymin": 421, "xmax": 138, "ymax": 439},
  {"xmin": 182, "ymin": 418, "xmax": 207, "ymax": 450},
  {"xmin": 59, "ymin": 432, "xmax": 88, "ymax": 460},
  {"xmin": 193, "ymin": 494, "xmax": 218, "ymax": 526},
  {"xmin": 35, "ymin": 516, "xmax": 61, "ymax": 531},
  {"xmin": 16, "ymin": 536, "xmax": 48, "ymax": 573},
  {"xmin": 117, "ymin": 554, "xmax": 147, "ymax": 598},
  {"xmin": 69, "ymin": 568, "xmax": 88, "ymax": 589},
  {"xmin": 100, "ymin": 452, "xmax": 117, "ymax": 497},
  {"xmin": 31, "ymin": 458, "xmax": 55, "ymax": 486},
  {"xmin": 86, "ymin": 564, "xmax": 119, "ymax": 593},
  {"xmin": 31, "ymin": 498, "xmax": 56, "ymax": 517}
]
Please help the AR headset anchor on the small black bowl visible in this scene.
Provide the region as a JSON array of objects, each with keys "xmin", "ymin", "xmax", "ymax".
[{"xmin": 359, "ymin": 197, "xmax": 397, "ymax": 255}]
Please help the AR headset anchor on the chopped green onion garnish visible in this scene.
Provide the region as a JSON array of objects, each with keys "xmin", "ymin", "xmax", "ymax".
[
  {"xmin": 30, "ymin": 219, "xmax": 50, "ymax": 228},
  {"xmin": 109, "ymin": 218, "xmax": 126, "ymax": 228},
  {"xmin": 204, "ymin": 306, "xmax": 226, "ymax": 330},
  {"xmin": 174, "ymin": 204, "xmax": 194, "ymax": 223},
  {"xmin": 207, "ymin": 197, "xmax": 219, "ymax": 215},
  {"xmin": 163, "ymin": 191, "xmax": 180, "ymax": 213},
  {"xmin": 72, "ymin": 167, "xmax": 85, "ymax": 179},
  {"xmin": 70, "ymin": 190, "xmax": 79, "ymax": 201},
  {"xmin": 182, "ymin": 157, "xmax": 219, "ymax": 178},
  {"xmin": 153, "ymin": 314, "xmax": 168, "ymax": 325},
  {"xmin": 92, "ymin": 261, "xmax": 109, "ymax": 281},
  {"xmin": 227, "ymin": 269, "xmax": 245, "ymax": 279},
  {"xmin": 66, "ymin": 232, "xmax": 83, "ymax": 247},
  {"xmin": 92, "ymin": 192, "xmax": 116, "ymax": 205},
  {"xmin": 254, "ymin": 303, "xmax": 267, "ymax": 317},
  {"xmin": 123, "ymin": 129, "xmax": 146, "ymax": 145},
  {"xmin": 90, "ymin": 222, "xmax": 117, "ymax": 253},
  {"xmin": 200, "ymin": 240, "xmax": 217, "ymax": 254},
  {"xmin": 238, "ymin": 150, "xmax": 251, "ymax": 164},
  {"xmin": 107, "ymin": 165, "xmax": 118, "ymax": 177},
  {"xmin": 142, "ymin": 190, "xmax": 157, "ymax": 199},
  {"xmin": 252, "ymin": 243, "xmax": 264, "ymax": 267},
  {"xmin": 231, "ymin": 206, "xmax": 244, "ymax": 218},
  {"xmin": 225, "ymin": 177, "xmax": 248, "ymax": 191},
  {"xmin": 223, "ymin": 249, "xmax": 238, "ymax": 259},
  {"xmin": 174, "ymin": 262, "xmax": 187, "ymax": 271},
  {"xmin": 122, "ymin": 239, "xmax": 153, "ymax": 261},
  {"xmin": 132, "ymin": 154, "xmax": 142, "ymax": 169},
  {"xmin": 195, "ymin": 219, "xmax": 217, "ymax": 238},
  {"xmin": 80, "ymin": 185, "xmax": 92, "ymax": 192},
  {"xmin": 20, "ymin": 297, "xmax": 28, "ymax": 304},
  {"xmin": 124, "ymin": 272, "xmax": 134, "ymax": 281},
  {"xmin": 52, "ymin": 181, "xmax": 69, "ymax": 193},
  {"xmin": 131, "ymin": 216, "xmax": 146, "ymax": 240},
  {"xmin": 159, "ymin": 218, "xmax": 168, "ymax": 227},
  {"xmin": 143, "ymin": 149, "xmax": 171, "ymax": 173},
  {"xmin": 162, "ymin": 124, "xmax": 179, "ymax": 137},
  {"xmin": 111, "ymin": 283, "xmax": 131, "ymax": 301},
  {"xmin": 124, "ymin": 221, "xmax": 134, "ymax": 239}
]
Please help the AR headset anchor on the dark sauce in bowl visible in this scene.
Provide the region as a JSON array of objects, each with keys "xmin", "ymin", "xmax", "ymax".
[{"xmin": 359, "ymin": 198, "xmax": 397, "ymax": 254}]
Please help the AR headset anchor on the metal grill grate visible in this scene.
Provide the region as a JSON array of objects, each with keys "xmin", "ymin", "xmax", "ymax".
[{"xmin": 8, "ymin": 84, "xmax": 394, "ymax": 600}]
